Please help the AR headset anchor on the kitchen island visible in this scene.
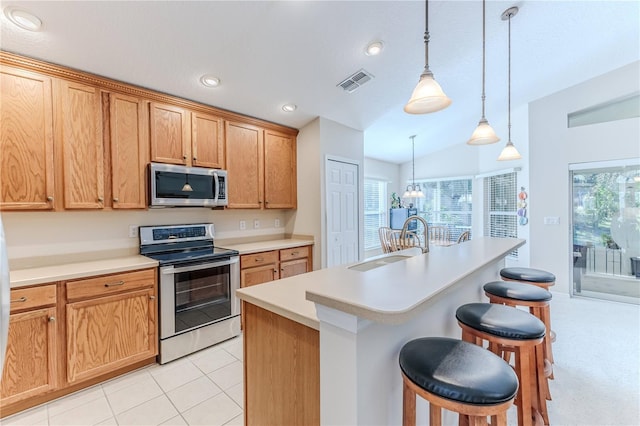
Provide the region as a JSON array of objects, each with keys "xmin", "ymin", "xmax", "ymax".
[{"xmin": 235, "ymin": 237, "xmax": 525, "ymax": 425}]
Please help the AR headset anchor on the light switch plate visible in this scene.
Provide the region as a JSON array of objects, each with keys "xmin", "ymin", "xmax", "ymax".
[
  {"xmin": 128, "ymin": 225, "xmax": 138, "ymax": 238},
  {"xmin": 275, "ymin": 219, "xmax": 281, "ymax": 228},
  {"xmin": 254, "ymin": 219, "xmax": 260, "ymax": 229},
  {"xmin": 239, "ymin": 220, "xmax": 246, "ymax": 230}
]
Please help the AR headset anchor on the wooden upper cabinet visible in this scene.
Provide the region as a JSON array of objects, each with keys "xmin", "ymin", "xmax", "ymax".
[
  {"xmin": 0, "ymin": 66, "xmax": 55, "ymax": 210},
  {"xmin": 264, "ymin": 130, "xmax": 297, "ymax": 209},
  {"xmin": 191, "ymin": 112, "xmax": 224, "ymax": 168},
  {"xmin": 57, "ymin": 80, "xmax": 104, "ymax": 209},
  {"xmin": 109, "ymin": 93, "xmax": 148, "ymax": 209},
  {"xmin": 149, "ymin": 102, "xmax": 189, "ymax": 165},
  {"xmin": 225, "ymin": 121, "xmax": 263, "ymax": 209}
]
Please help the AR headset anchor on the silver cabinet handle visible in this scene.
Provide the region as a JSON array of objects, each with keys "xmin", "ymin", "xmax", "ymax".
[
  {"xmin": 149, "ymin": 295, "xmax": 156, "ymax": 300},
  {"xmin": 104, "ymin": 280, "xmax": 125, "ymax": 287},
  {"xmin": 97, "ymin": 196, "xmax": 104, "ymax": 202},
  {"xmin": 11, "ymin": 296, "xmax": 27, "ymax": 303},
  {"xmin": 291, "ymin": 252, "xmax": 299, "ymax": 256},
  {"xmin": 46, "ymin": 196, "xmax": 54, "ymax": 202},
  {"xmin": 48, "ymin": 316, "xmax": 56, "ymax": 322},
  {"xmin": 113, "ymin": 198, "xmax": 119, "ymax": 202},
  {"xmin": 255, "ymin": 257, "xmax": 263, "ymax": 262}
]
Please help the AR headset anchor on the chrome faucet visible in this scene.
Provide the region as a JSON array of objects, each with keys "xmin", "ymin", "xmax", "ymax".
[{"xmin": 400, "ymin": 215, "xmax": 429, "ymax": 254}]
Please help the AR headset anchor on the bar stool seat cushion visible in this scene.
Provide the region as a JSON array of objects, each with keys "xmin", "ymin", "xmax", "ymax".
[
  {"xmin": 399, "ymin": 337, "xmax": 518, "ymax": 405},
  {"xmin": 456, "ymin": 303, "xmax": 546, "ymax": 340},
  {"xmin": 484, "ymin": 281, "xmax": 552, "ymax": 302},
  {"xmin": 500, "ymin": 267, "xmax": 555, "ymax": 283}
]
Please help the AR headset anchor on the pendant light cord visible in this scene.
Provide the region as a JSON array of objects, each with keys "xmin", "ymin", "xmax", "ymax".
[
  {"xmin": 481, "ymin": 0, "xmax": 486, "ymax": 119},
  {"xmin": 507, "ymin": 12, "xmax": 512, "ymax": 143},
  {"xmin": 423, "ymin": 0, "xmax": 432, "ymax": 76},
  {"xmin": 411, "ymin": 135, "xmax": 416, "ymax": 186}
]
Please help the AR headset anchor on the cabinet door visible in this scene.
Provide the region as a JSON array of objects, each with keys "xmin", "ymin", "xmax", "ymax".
[
  {"xmin": 57, "ymin": 80, "xmax": 104, "ymax": 209},
  {"xmin": 192, "ymin": 112, "xmax": 224, "ymax": 168},
  {"xmin": 149, "ymin": 102, "xmax": 189, "ymax": 165},
  {"xmin": 109, "ymin": 93, "xmax": 148, "ymax": 209},
  {"xmin": 280, "ymin": 258, "xmax": 310, "ymax": 279},
  {"xmin": 264, "ymin": 130, "xmax": 297, "ymax": 209},
  {"xmin": 225, "ymin": 121, "xmax": 263, "ymax": 209},
  {"xmin": 0, "ymin": 66, "xmax": 55, "ymax": 210},
  {"xmin": 66, "ymin": 288, "xmax": 157, "ymax": 384},
  {"xmin": 241, "ymin": 264, "xmax": 279, "ymax": 287},
  {"xmin": 0, "ymin": 307, "xmax": 57, "ymax": 406}
]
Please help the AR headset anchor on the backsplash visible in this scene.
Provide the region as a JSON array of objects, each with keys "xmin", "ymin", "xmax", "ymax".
[{"xmin": 1, "ymin": 209, "xmax": 292, "ymax": 260}]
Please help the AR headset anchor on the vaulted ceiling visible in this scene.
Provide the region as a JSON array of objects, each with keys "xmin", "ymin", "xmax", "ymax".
[{"xmin": 1, "ymin": 1, "xmax": 638, "ymax": 163}]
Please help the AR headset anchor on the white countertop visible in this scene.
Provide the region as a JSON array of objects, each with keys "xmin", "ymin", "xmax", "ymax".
[
  {"xmin": 10, "ymin": 255, "xmax": 159, "ymax": 288},
  {"xmin": 235, "ymin": 237, "xmax": 525, "ymax": 329},
  {"xmin": 219, "ymin": 238, "xmax": 314, "ymax": 255}
]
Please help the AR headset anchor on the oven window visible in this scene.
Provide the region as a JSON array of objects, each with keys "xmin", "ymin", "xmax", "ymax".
[{"xmin": 174, "ymin": 265, "xmax": 231, "ymax": 333}]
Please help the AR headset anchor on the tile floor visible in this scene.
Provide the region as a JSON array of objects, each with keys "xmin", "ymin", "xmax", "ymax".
[{"xmin": 1, "ymin": 336, "xmax": 244, "ymax": 426}]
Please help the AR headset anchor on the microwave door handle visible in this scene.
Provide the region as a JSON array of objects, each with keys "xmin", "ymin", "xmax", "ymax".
[
  {"xmin": 213, "ymin": 172, "xmax": 220, "ymax": 202},
  {"xmin": 162, "ymin": 257, "xmax": 239, "ymax": 274}
]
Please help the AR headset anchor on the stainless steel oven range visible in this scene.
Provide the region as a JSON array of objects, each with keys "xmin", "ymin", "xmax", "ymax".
[{"xmin": 139, "ymin": 223, "xmax": 240, "ymax": 364}]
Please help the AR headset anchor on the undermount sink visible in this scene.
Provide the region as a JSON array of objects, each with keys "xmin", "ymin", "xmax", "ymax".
[{"xmin": 348, "ymin": 255, "xmax": 411, "ymax": 272}]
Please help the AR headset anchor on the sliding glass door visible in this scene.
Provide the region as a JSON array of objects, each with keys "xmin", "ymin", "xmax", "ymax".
[{"xmin": 570, "ymin": 159, "xmax": 640, "ymax": 304}]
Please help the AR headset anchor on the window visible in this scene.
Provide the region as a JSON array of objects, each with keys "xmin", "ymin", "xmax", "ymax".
[
  {"xmin": 483, "ymin": 172, "xmax": 518, "ymax": 258},
  {"xmin": 411, "ymin": 177, "xmax": 472, "ymax": 242},
  {"xmin": 364, "ymin": 179, "xmax": 387, "ymax": 250}
]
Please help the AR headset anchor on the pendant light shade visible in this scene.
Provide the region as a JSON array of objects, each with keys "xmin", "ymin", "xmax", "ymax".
[
  {"xmin": 403, "ymin": 136, "xmax": 425, "ymax": 199},
  {"xmin": 468, "ymin": 0, "xmax": 500, "ymax": 145},
  {"xmin": 498, "ymin": 6, "xmax": 522, "ymax": 161},
  {"xmin": 404, "ymin": 0, "xmax": 451, "ymax": 114}
]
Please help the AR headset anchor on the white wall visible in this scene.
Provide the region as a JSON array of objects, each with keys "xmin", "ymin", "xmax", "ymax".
[
  {"xmin": 291, "ymin": 117, "xmax": 365, "ymax": 269},
  {"xmin": 1, "ymin": 208, "xmax": 292, "ymax": 262},
  {"xmin": 529, "ymin": 60, "xmax": 640, "ymax": 294}
]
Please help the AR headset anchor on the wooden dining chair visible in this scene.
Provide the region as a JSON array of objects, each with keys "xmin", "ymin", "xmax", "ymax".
[
  {"xmin": 456, "ymin": 231, "xmax": 470, "ymax": 244},
  {"xmin": 429, "ymin": 226, "xmax": 450, "ymax": 245},
  {"xmin": 378, "ymin": 227, "xmax": 395, "ymax": 253}
]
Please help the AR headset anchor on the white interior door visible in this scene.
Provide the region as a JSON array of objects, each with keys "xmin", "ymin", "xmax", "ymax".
[{"xmin": 326, "ymin": 159, "xmax": 359, "ymax": 268}]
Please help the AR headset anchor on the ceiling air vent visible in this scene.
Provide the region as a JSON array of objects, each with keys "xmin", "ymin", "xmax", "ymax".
[{"xmin": 337, "ymin": 69, "xmax": 374, "ymax": 93}]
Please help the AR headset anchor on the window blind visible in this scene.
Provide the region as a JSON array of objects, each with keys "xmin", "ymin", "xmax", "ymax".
[
  {"xmin": 483, "ymin": 172, "xmax": 518, "ymax": 258},
  {"xmin": 364, "ymin": 178, "xmax": 387, "ymax": 250},
  {"xmin": 413, "ymin": 178, "xmax": 473, "ymax": 242}
]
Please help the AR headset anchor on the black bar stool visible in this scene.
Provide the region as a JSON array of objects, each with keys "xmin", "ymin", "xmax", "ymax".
[
  {"xmin": 500, "ymin": 267, "xmax": 556, "ymax": 364},
  {"xmin": 399, "ymin": 337, "xmax": 518, "ymax": 426},
  {"xmin": 456, "ymin": 303, "xmax": 548, "ymax": 426}
]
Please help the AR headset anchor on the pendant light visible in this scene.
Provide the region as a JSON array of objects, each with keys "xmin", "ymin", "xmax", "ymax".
[
  {"xmin": 404, "ymin": 0, "xmax": 452, "ymax": 114},
  {"xmin": 467, "ymin": 0, "xmax": 500, "ymax": 145},
  {"xmin": 402, "ymin": 136, "xmax": 425, "ymax": 199},
  {"xmin": 181, "ymin": 174, "xmax": 193, "ymax": 192},
  {"xmin": 498, "ymin": 6, "xmax": 522, "ymax": 161}
]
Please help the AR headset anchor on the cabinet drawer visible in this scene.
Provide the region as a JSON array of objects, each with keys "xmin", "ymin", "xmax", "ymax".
[
  {"xmin": 66, "ymin": 268, "xmax": 155, "ymax": 301},
  {"xmin": 9, "ymin": 285, "xmax": 56, "ymax": 313},
  {"xmin": 241, "ymin": 250, "xmax": 278, "ymax": 268},
  {"xmin": 280, "ymin": 246, "xmax": 310, "ymax": 261}
]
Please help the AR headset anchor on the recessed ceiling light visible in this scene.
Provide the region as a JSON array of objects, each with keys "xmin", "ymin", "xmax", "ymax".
[
  {"xmin": 365, "ymin": 40, "xmax": 384, "ymax": 56},
  {"xmin": 282, "ymin": 104, "xmax": 297, "ymax": 112},
  {"xmin": 4, "ymin": 7, "xmax": 42, "ymax": 31},
  {"xmin": 200, "ymin": 75, "xmax": 220, "ymax": 87}
]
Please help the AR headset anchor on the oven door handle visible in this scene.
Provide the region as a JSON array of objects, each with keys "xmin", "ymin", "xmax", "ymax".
[{"xmin": 162, "ymin": 257, "xmax": 239, "ymax": 274}]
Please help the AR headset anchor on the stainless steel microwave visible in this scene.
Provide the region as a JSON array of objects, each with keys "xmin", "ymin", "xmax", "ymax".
[{"xmin": 149, "ymin": 163, "xmax": 228, "ymax": 208}]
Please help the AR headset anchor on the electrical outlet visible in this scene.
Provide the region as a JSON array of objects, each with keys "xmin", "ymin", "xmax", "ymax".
[
  {"xmin": 128, "ymin": 225, "xmax": 138, "ymax": 238},
  {"xmin": 275, "ymin": 219, "xmax": 281, "ymax": 228},
  {"xmin": 239, "ymin": 220, "xmax": 246, "ymax": 230},
  {"xmin": 254, "ymin": 219, "xmax": 260, "ymax": 229}
]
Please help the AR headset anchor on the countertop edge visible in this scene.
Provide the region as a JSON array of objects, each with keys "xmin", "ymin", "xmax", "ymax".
[
  {"xmin": 236, "ymin": 288, "xmax": 319, "ymax": 330},
  {"xmin": 219, "ymin": 239, "xmax": 314, "ymax": 255}
]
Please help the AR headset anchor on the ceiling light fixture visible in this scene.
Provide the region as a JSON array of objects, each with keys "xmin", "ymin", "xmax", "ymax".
[
  {"xmin": 402, "ymin": 135, "xmax": 425, "ymax": 199},
  {"xmin": 282, "ymin": 104, "xmax": 297, "ymax": 112},
  {"xmin": 404, "ymin": 0, "xmax": 451, "ymax": 114},
  {"xmin": 365, "ymin": 41, "xmax": 384, "ymax": 56},
  {"xmin": 468, "ymin": 0, "xmax": 500, "ymax": 146},
  {"xmin": 497, "ymin": 6, "xmax": 522, "ymax": 161},
  {"xmin": 4, "ymin": 7, "xmax": 42, "ymax": 31},
  {"xmin": 200, "ymin": 75, "xmax": 220, "ymax": 87}
]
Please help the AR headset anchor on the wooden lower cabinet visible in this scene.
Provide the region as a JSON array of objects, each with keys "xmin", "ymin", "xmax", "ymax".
[
  {"xmin": 66, "ymin": 287, "xmax": 156, "ymax": 384},
  {"xmin": 0, "ymin": 306, "xmax": 57, "ymax": 407},
  {"xmin": 243, "ymin": 302, "xmax": 319, "ymax": 425},
  {"xmin": 0, "ymin": 268, "xmax": 158, "ymax": 418}
]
